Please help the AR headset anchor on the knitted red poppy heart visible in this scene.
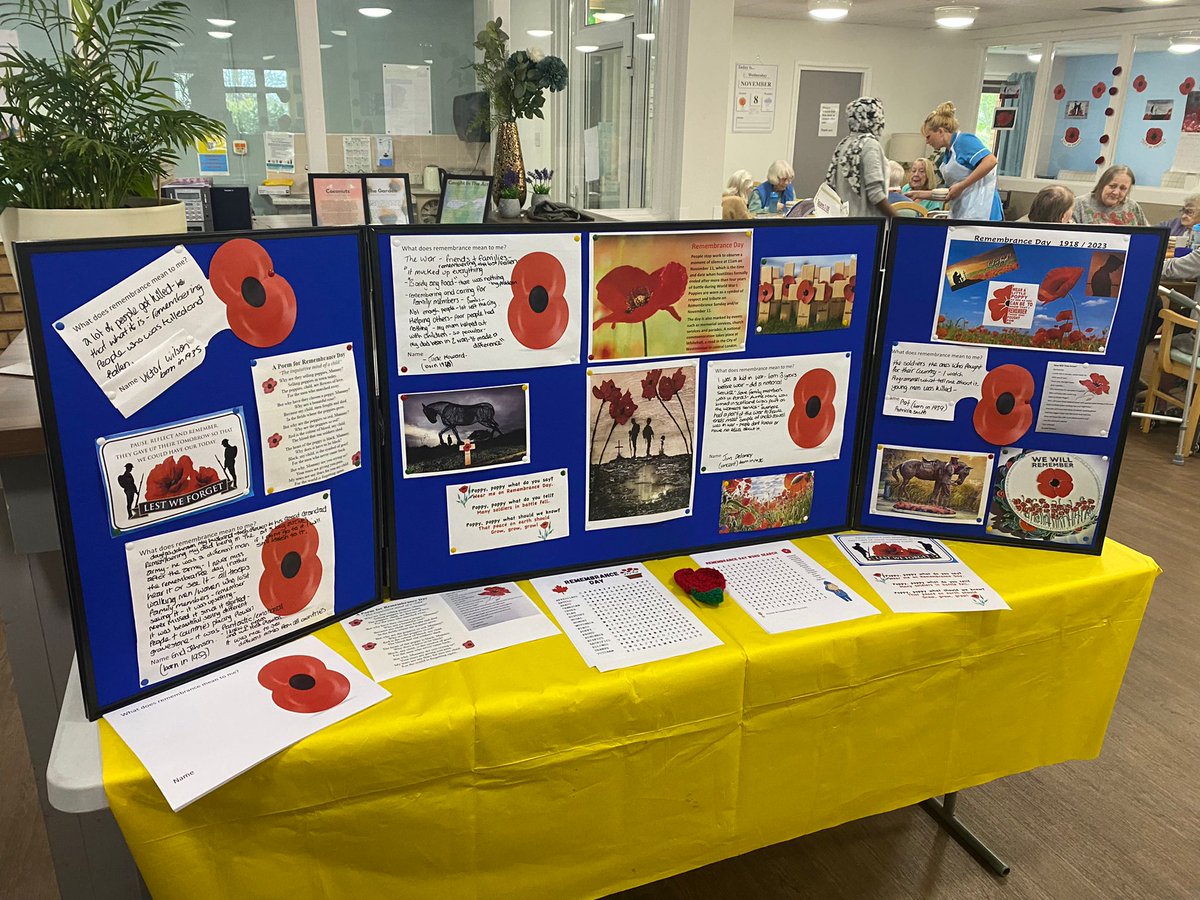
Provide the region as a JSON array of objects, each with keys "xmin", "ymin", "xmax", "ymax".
[{"xmin": 674, "ymin": 567, "xmax": 726, "ymax": 606}]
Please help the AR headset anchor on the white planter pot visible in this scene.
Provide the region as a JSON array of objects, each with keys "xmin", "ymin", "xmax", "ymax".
[
  {"xmin": 498, "ymin": 198, "xmax": 522, "ymax": 219},
  {"xmin": 1, "ymin": 200, "xmax": 187, "ymax": 291},
  {"xmin": 532, "ymin": 193, "xmax": 552, "ymax": 209}
]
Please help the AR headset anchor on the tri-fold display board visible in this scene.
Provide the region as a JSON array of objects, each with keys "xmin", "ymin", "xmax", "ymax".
[{"xmin": 17, "ymin": 218, "xmax": 1162, "ymax": 717}]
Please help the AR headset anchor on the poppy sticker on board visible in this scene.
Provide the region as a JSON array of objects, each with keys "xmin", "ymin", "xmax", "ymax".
[
  {"xmin": 973, "ymin": 365, "xmax": 1035, "ymax": 446},
  {"xmin": 208, "ymin": 239, "xmax": 297, "ymax": 348},
  {"xmin": 788, "ymin": 368, "xmax": 837, "ymax": 449},
  {"xmin": 1133, "ymin": 75, "xmax": 1147, "ymax": 93},
  {"xmin": 257, "ymin": 655, "xmax": 350, "ymax": 714},
  {"xmin": 507, "ymin": 252, "xmax": 570, "ymax": 350},
  {"xmin": 258, "ymin": 517, "xmax": 323, "ymax": 616},
  {"xmin": 1053, "ymin": 84, "xmax": 1066, "ymax": 101}
]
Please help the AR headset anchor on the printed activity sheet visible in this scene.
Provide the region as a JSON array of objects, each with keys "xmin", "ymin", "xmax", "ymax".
[
  {"xmin": 691, "ymin": 541, "xmax": 878, "ymax": 633},
  {"xmin": 446, "ymin": 469, "xmax": 569, "ymax": 554},
  {"xmin": 253, "ymin": 343, "xmax": 362, "ymax": 493},
  {"xmin": 529, "ymin": 563, "xmax": 721, "ymax": 671},
  {"xmin": 97, "ymin": 409, "xmax": 250, "ymax": 533},
  {"xmin": 53, "ymin": 247, "xmax": 226, "ymax": 415},
  {"xmin": 831, "ymin": 533, "xmax": 1009, "ymax": 613},
  {"xmin": 391, "ymin": 232, "xmax": 582, "ymax": 374},
  {"xmin": 701, "ymin": 351, "xmax": 850, "ymax": 472},
  {"xmin": 882, "ymin": 343, "xmax": 988, "ymax": 421},
  {"xmin": 342, "ymin": 582, "xmax": 558, "ymax": 681},
  {"xmin": 126, "ymin": 492, "xmax": 335, "ymax": 686},
  {"xmin": 104, "ymin": 635, "xmax": 388, "ymax": 811},
  {"xmin": 1035, "ymin": 362, "xmax": 1122, "ymax": 437}
]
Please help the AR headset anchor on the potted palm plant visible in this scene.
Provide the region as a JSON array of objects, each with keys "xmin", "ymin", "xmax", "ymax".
[{"xmin": 0, "ymin": 0, "xmax": 225, "ymax": 275}]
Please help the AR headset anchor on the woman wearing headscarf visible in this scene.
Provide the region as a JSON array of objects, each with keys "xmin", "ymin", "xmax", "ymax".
[{"xmin": 824, "ymin": 97, "xmax": 898, "ymax": 218}]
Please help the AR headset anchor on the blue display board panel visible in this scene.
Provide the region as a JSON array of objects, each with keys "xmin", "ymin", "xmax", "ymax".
[
  {"xmin": 373, "ymin": 219, "xmax": 885, "ymax": 597},
  {"xmin": 857, "ymin": 218, "xmax": 1166, "ymax": 554},
  {"xmin": 18, "ymin": 229, "xmax": 382, "ymax": 717}
]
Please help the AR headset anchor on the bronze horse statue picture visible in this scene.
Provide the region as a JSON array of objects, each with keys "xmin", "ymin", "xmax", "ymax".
[{"xmin": 892, "ymin": 457, "xmax": 971, "ymax": 507}]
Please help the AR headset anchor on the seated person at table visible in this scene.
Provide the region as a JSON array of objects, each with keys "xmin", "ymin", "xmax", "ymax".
[
  {"xmin": 902, "ymin": 157, "xmax": 943, "ymax": 211},
  {"xmin": 1073, "ymin": 165, "xmax": 1148, "ymax": 226},
  {"xmin": 886, "ymin": 160, "xmax": 910, "ymax": 205},
  {"xmin": 748, "ymin": 160, "xmax": 796, "ymax": 214},
  {"xmin": 1158, "ymin": 193, "xmax": 1200, "ymax": 241},
  {"xmin": 1161, "ymin": 245, "xmax": 1200, "ymax": 280},
  {"xmin": 1027, "ymin": 184, "xmax": 1075, "ymax": 224},
  {"xmin": 721, "ymin": 169, "xmax": 754, "ymax": 220}
]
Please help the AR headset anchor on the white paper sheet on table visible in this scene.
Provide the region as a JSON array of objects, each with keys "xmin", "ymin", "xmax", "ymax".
[
  {"xmin": 691, "ymin": 540, "xmax": 879, "ymax": 633},
  {"xmin": 0, "ymin": 330, "xmax": 33, "ymax": 377},
  {"xmin": 342, "ymin": 582, "xmax": 559, "ymax": 681},
  {"xmin": 830, "ymin": 533, "xmax": 1009, "ymax": 613},
  {"xmin": 103, "ymin": 635, "xmax": 388, "ymax": 811},
  {"xmin": 528, "ymin": 563, "xmax": 721, "ymax": 671}
]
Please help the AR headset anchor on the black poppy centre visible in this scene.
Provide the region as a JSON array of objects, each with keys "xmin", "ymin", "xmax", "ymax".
[
  {"xmin": 805, "ymin": 395, "xmax": 822, "ymax": 418},
  {"xmin": 527, "ymin": 284, "xmax": 549, "ymax": 314},
  {"xmin": 996, "ymin": 392, "xmax": 1015, "ymax": 415},
  {"xmin": 288, "ymin": 673, "xmax": 316, "ymax": 691},
  {"xmin": 280, "ymin": 551, "xmax": 302, "ymax": 579},
  {"xmin": 242, "ymin": 276, "xmax": 267, "ymax": 308}
]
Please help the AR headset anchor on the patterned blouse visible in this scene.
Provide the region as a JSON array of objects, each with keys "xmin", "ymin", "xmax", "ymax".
[{"xmin": 1073, "ymin": 193, "xmax": 1149, "ymax": 227}]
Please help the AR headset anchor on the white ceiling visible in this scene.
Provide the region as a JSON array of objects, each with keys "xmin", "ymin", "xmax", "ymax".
[{"xmin": 733, "ymin": 0, "xmax": 1200, "ymax": 31}]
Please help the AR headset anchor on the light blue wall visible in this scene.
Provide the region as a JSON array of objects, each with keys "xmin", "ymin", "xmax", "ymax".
[
  {"xmin": 1113, "ymin": 50, "xmax": 1200, "ymax": 188},
  {"xmin": 1043, "ymin": 53, "xmax": 1117, "ymax": 178}
]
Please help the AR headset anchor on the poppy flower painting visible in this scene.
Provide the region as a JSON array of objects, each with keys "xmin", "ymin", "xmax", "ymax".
[
  {"xmin": 988, "ymin": 448, "xmax": 1107, "ymax": 542},
  {"xmin": 507, "ymin": 252, "xmax": 570, "ymax": 350},
  {"xmin": 1079, "ymin": 372, "xmax": 1110, "ymax": 395},
  {"xmin": 718, "ymin": 471, "xmax": 814, "ymax": 534},
  {"xmin": 258, "ymin": 517, "xmax": 323, "ymax": 616},
  {"xmin": 758, "ymin": 255, "xmax": 856, "ymax": 334},
  {"xmin": 590, "ymin": 231, "xmax": 751, "ymax": 359},
  {"xmin": 1133, "ymin": 75, "xmax": 1147, "ymax": 92},
  {"xmin": 1145, "ymin": 127, "xmax": 1164, "ymax": 146},
  {"xmin": 1092, "ymin": 82, "xmax": 1106, "ymax": 99},
  {"xmin": 788, "ymin": 368, "xmax": 837, "ymax": 449},
  {"xmin": 257, "ymin": 655, "xmax": 349, "ymax": 714},
  {"xmin": 974, "ymin": 365, "xmax": 1035, "ymax": 446},
  {"xmin": 208, "ymin": 239, "xmax": 297, "ymax": 348}
]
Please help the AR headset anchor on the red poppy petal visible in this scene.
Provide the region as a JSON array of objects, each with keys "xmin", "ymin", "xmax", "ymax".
[
  {"xmin": 508, "ymin": 293, "xmax": 569, "ymax": 349},
  {"xmin": 512, "ymin": 251, "xmax": 566, "ymax": 298},
  {"xmin": 652, "ymin": 262, "xmax": 689, "ymax": 307},
  {"xmin": 796, "ymin": 280, "xmax": 815, "ymax": 304},
  {"xmin": 209, "ymin": 239, "xmax": 272, "ymax": 304},
  {"xmin": 257, "ymin": 654, "xmax": 325, "ymax": 690},
  {"xmin": 1038, "ymin": 266, "xmax": 1084, "ymax": 303},
  {"xmin": 789, "ymin": 369, "xmax": 837, "ymax": 448},
  {"xmin": 259, "ymin": 555, "xmax": 323, "ymax": 616},
  {"xmin": 973, "ymin": 364, "xmax": 1035, "ymax": 445},
  {"xmin": 224, "ymin": 272, "xmax": 297, "ymax": 347},
  {"xmin": 262, "ymin": 518, "xmax": 320, "ymax": 563},
  {"xmin": 258, "ymin": 656, "xmax": 350, "ymax": 714}
]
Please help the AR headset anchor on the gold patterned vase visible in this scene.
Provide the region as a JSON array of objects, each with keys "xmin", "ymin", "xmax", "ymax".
[{"xmin": 493, "ymin": 119, "xmax": 527, "ymax": 206}]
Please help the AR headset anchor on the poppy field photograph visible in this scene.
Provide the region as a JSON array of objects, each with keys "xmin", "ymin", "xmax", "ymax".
[
  {"xmin": 586, "ymin": 360, "xmax": 698, "ymax": 529},
  {"xmin": 756, "ymin": 254, "xmax": 856, "ymax": 334},
  {"xmin": 400, "ymin": 384, "xmax": 530, "ymax": 477},
  {"xmin": 988, "ymin": 448, "xmax": 1108, "ymax": 544},
  {"xmin": 933, "ymin": 236, "xmax": 1123, "ymax": 354},
  {"xmin": 718, "ymin": 472, "xmax": 814, "ymax": 534},
  {"xmin": 589, "ymin": 230, "xmax": 752, "ymax": 361},
  {"xmin": 871, "ymin": 445, "xmax": 992, "ymax": 524}
]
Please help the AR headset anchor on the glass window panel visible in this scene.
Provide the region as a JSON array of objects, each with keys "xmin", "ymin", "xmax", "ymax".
[
  {"xmin": 223, "ymin": 68, "xmax": 258, "ymax": 88},
  {"xmin": 980, "ymin": 45, "xmax": 1038, "ymax": 177},
  {"xmin": 1114, "ymin": 34, "xmax": 1200, "ymax": 189},
  {"xmin": 1034, "ymin": 39, "xmax": 1121, "ymax": 182}
]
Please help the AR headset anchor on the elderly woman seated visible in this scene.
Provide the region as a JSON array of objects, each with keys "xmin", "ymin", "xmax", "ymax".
[
  {"xmin": 748, "ymin": 160, "xmax": 796, "ymax": 214},
  {"xmin": 1158, "ymin": 193, "xmax": 1200, "ymax": 242},
  {"xmin": 721, "ymin": 169, "xmax": 754, "ymax": 220}
]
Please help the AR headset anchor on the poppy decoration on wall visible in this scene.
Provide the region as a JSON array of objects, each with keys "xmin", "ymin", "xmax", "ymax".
[
  {"xmin": 1145, "ymin": 127, "xmax": 1164, "ymax": 147},
  {"xmin": 1181, "ymin": 77, "xmax": 1196, "ymax": 95},
  {"xmin": 973, "ymin": 364, "xmax": 1035, "ymax": 446},
  {"xmin": 1053, "ymin": 84, "xmax": 1066, "ymax": 101},
  {"xmin": 1133, "ymin": 75, "xmax": 1147, "ymax": 93},
  {"xmin": 788, "ymin": 368, "xmax": 836, "ymax": 449},
  {"xmin": 257, "ymin": 655, "xmax": 350, "ymax": 714},
  {"xmin": 208, "ymin": 238, "xmax": 297, "ymax": 347},
  {"xmin": 259, "ymin": 517, "xmax": 323, "ymax": 616},
  {"xmin": 507, "ymin": 252, "xmax": 570, "ymax": 349},
  {"xmin": 1091, "ymin": 82, "xmax": 1106, "ymax": 99},
  {"xmin": 1063, "ymin": 127, "xmax": 1081, "ymax": 146}
]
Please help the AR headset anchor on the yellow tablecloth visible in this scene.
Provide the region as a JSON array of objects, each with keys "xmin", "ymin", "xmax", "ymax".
[{"xmin": 100, "ymin": 536, "xmax": 1159, "ymax": 899}]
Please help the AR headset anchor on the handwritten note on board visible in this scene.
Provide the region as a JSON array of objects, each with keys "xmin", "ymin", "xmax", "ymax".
[
  {"xmin": 882, "ymin": 342, "xmax": 988, "ymax": 420},
  {"xmin": 127, "ymin": 492, "xmax": 334, "ymax": 686},
  {"xmin": 53, "ymin": 247, "xmax": 226, "ymax": 416},
  {"xmin": 390, "ymin": 232, "xmax": 582, "ymax": 375}
]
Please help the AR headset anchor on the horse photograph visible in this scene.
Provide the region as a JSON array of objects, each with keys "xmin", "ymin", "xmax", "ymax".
[
  {"xmin": 400, "ymin": 384, "xmax": 529, "ymax": 476},
  {"xmin": 871, "ymin": 445, "xmax": 991, "ymax": 524}
]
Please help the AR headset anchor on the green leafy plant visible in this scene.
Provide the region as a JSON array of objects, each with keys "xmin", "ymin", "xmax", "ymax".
[
  {"xmin": 530, "ymin": 167, "xmax": 553, "ymax": 195},
  {"xmin": 0, "ymin": 0, "xmax": 226, "ymax": 211},
  {"xmin": 497, "ymin": 169, "xmax": 521, "ymax": 200},
  {"xmin": 470, "ymin": 17, "xmax": 567, "ymax": 127}
]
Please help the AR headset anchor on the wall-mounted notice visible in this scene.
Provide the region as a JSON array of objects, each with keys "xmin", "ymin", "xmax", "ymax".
[
  {"xmin": 701, "ymin": 351, "xmax": 850, "ymax": 473},
  {"xmin": 732, "ymin": 63, "xmax": 777, "ymax": 134},
  {"xmin": 195, "ymin": 135, "xmax": 230, "ymax": 176},
  {"xmin": 53, "ymin": 246, "xmax": 225, "ymax": 416},
  {"xmin": 383, "ymin": 63, "xmax": 433, "ymax": 136},
  {"xmin": 375, "ymin": 135, "xmax": 394, "ymax": 168},
  {"xmin": 264, "ymin": 131, "xmax": 295, "ymax": 174},
  {"xmin": 127, "ymin": 492, "xmax": 335, "ymax": 687},
  {"xmin": 253, "ymin": 343, "xmax": 362, "ymax": 494},
  {"xmin": 446, "ymin": 468, "xmax": 569, "ymax": 554},
  {"xmin": 342, "ymin": 135, "xmax": 372, "ymax": 173},
  {"xmin": 818, "ymin": 102, "xmax": 840, "ymax": 137},
  {"xmin": 98, "ymin": 409, "xmax": 251, "ymax": 533},
  {"xmin": 883, "ymin": 342, "xmax": 988, "ymax": 420},
  {"xmin": 391, "ymin": 232, "xmax": 582, "ymax": 374},
  {"xmin": 589, "ymin": 230, "xmax": 753, "ymax": 361}
]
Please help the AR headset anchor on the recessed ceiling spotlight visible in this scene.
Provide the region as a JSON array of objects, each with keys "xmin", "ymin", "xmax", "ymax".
[
  {"xmin": 808, "ymin": 0, "xmax": 850, "ymax": 21},
  {"xmin": 206, "ymin": 18, "xmax": 235, "ymax": 27},
  {"xmin": 358, "ymin": 7, "xmax": 392, "ymax": 17},
  {"xmin": 208, "ymin": 31, "xmax": 233, "ymax": 39},
  {"xmin": 575, "ymin": 44, "xmax": 599, "ymax": 52},
  {"xmin": 934, "ymin": 5, "xmax": 978, "ymax": 28},
  {"xmin": 1169, "ymin": 34, "xmax": 1200, "ymax": 54},
  {"xmin": 527, "ymin": 29, "xmax": 553, "ymax": 37}
]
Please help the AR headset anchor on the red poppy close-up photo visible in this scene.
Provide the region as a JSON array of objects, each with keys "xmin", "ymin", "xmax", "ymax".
[
  {"xmin": 788, "ymin": 368, "xmax": 837, "ymax": 449},
  {"xmin": 1053, "ymin": 83, "xmax": 1066, "ymax": 101},
  {"xmin": 795, "ymin": 279, "xmax": 816, "ymax": 304},
  {"xmin": 1145, "ymin": 127, "xmax": 1164, "ymax": 146},
  {"xmin": 759, "ymin": 282, "xmax": 774, "ymax": 304},
  {"xmin": 208, "ymin": 238, "xmax": 297, "ymax": 348},
  {"xmin": 594, "ymin": 261, "xmax": 688, "ymax": 327},
  {"xmin": 507, "ymin": 252, "xmax": 570, "ymax": 350},
  {"xmin": 1080, "ymin": 372, "xmax": 1111, "ymax": 395},
  {"xmin": 1038, "ymin": 266, "xmax": 1084, "ymax": 303},
  {"xmin": 1063, "ymin": 127, "xmax": 1081, "ymax": 145},
  {"xmin": 257, "ymin": 655, "xmax": 349, "ymax": 714},
  {"xmin": 974, "ymin": 364, "xmax": 1035, "ymax": 446},
  {"xmin": 143, "ymin": 455, "xmax": 199, "ymax": 501},
  {"xmin": 1037, "ymin": 467, "xmax": 1075, "ymax": 498},
  {"xmin": 1133, "ymin": 74, "xmax": 1147, "ymax": 92},
  {"xmin": 258, "ymin": 517, "xmax": 323, "ymax": 616}
]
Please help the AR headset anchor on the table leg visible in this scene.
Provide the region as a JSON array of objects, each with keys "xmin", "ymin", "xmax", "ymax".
[{"xmin": 919, "ymin": 791, "xmax": 1011, "ymax": 877}]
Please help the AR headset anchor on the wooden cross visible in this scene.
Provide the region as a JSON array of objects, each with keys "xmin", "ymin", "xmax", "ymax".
[{"xmin": 460, "ymin": 440, "xmax": 475, "ymax": 466}]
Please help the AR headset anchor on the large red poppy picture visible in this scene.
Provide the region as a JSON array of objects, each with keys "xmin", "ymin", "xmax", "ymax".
[
  {"xmin": 258, "ymin": 517, "xmax": 323, "ymax": 616},
  {"xmin": 507, "ymin": 252, "xmax": 570, "ymax": 349},
  {"xmin": 973, "ymin": 365, "xmax": 1035, "ymax": 446},
  {"xmin": 788, "ymin": 368, "xmax": 837, "ymax": 449},
  {"xmin": 257, "ymin": 655, "xmax": 350, "ymax": 714},
  {"xmin": 208, "ymin": 239, "xmax": 297, "ymax": 347}
]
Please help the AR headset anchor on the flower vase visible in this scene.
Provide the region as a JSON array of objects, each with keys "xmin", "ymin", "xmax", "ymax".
[
  {"xmin": 493, "ymin": 120, "xmax": 526, "ymax": 206},
  {"xmin": 498, "ymin": 198, "xmax": 522, "ymax": 218},
  {"xmin": 532, "ymin": 192, "xmax": 552, "ymax": 209}
]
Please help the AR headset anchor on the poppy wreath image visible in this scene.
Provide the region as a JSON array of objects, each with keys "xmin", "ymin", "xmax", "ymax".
[
  {"xmin": 208, "ymin": 239, "xmax": 297, "ymax": 347},
  {"xmin": 508, "ymin": 252, "xmax": 570, "ymax": 349},
  {"xmin": 1063, "ymin": 127, "xmax": 1081, "ymax": 146},
  {"xmin": 973, "ymin": 364, "xmax": 1035, "ymax": 446},
  {"xmin": 673, "ymin": 567, "xmax": 726, "ymax": 607},
  {"xmin": 259, "ymin": 517, "xmax": 323, "ymax": 616},
  {"xmin": 1133, "ymin": 74, "xmax": 1147, "ymax": 93},
  {"xmin": 257, "ymin": 655, "xmax": 349, "ymax": 714},
  {"xmin": 788, "ymin": 368, "xmax": 837, "ymax": 449},
  {"xmin": 1145, "ymin": 127, "xmax": 1164, "ymax": 147}
]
